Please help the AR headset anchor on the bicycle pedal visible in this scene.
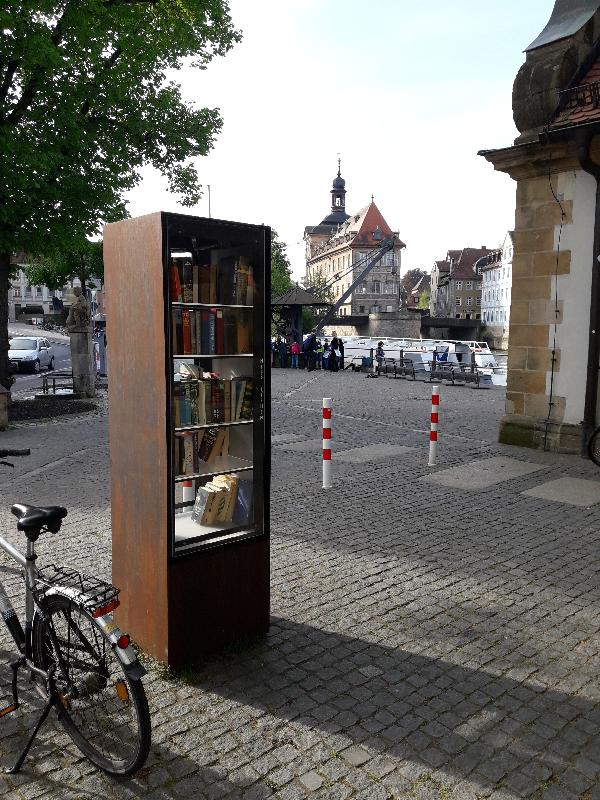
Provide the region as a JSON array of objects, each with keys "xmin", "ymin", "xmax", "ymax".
[{"xmin": 0, "ymin": 703, "xmax": 18, "ymax": 717}]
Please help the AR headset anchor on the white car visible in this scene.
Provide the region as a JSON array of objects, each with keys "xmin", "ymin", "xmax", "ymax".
[{"xmin": 9, "ymin": 337, "xmax": 55, "ymax": 373}]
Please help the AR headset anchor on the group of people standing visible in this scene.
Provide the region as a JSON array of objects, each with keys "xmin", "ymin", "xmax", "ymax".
[{"xmin": 271, "ymin": 332, "xmax": 344, "ymax": 372}]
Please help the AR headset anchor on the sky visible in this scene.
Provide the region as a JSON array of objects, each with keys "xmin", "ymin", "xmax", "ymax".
[{"xmin": 126, "ymin": 0, "xmax": 557, "ymax": 281}]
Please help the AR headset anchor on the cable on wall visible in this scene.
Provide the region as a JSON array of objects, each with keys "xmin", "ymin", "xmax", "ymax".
[{"xmin": 544, "ymin": 146, "xmax": 565, "ymax": 451}]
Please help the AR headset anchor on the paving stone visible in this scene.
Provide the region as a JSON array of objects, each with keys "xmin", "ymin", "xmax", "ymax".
[
  {"xmin": 522, "ymin": 477, "xmax": 600, "ymax": 507},
  {"xmin": 298, "ymin": 770, "xmax": 324, "ymax": 791},
  {"xmin": 340, "ymin": 746, "xmax": 371, "ymax": 767}
]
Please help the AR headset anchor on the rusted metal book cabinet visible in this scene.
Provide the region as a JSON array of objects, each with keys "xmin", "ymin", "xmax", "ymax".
[{"xmin": 103, "ymin": 212, "xmax": 270, "ymax": 667}]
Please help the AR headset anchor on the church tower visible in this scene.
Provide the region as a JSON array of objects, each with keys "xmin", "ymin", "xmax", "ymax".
[{"xmin": 304, "ymin": 160, "xmax": 350, "ymax": 261}]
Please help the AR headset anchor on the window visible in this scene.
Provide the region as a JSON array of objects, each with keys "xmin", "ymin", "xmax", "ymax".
[
  {"xmin": 359, "ymin": 305, "xmax": 365, "ymax": 313},
  {"xmin": 455, "ymin": 298, "xmax": 461, "ymax": 307},
  {"xmin": 372, "ymin": 281, "xmax": 381, "ymax": 294},
  {"xmin": 476, "ymin": 297, "xmax": 481, "ymax": 306},
  {"xmin": 12, "ymin": 287, "xmax": 21, "ymax": 298},
  {"xmin": 466, "ymin": 281, "xmax": 473, "ymax": 290},
  {"xmin": 466, "ymin": 297, "xmax": 472, "ymax": 307},
  {"xmin": 456, "ymin": 281, "xmax": 463, "ymax": 290}
]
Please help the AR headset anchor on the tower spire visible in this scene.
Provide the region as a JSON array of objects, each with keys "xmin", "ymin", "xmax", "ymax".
[{"xmin": 331, "ymin": 158, "xmax": 346, "ymax": 213}]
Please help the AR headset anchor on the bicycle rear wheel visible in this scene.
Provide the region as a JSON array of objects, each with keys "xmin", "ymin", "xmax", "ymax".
[
  {"xmin": 33, "ymin": 594, "xmax": 150, "ymax": 777},
  {"xmin": 588, "ymin": 426, "xmax": 600, "ymax": 467}
]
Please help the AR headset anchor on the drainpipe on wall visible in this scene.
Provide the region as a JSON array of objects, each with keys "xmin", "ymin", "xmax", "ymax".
[{"xmin": 575, "ymin": 128, "xmax": 600, "ymax": 454}]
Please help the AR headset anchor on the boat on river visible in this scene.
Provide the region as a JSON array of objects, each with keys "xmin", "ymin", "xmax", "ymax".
[{"xmin": 319, "ymin": 336, "xmax": 507, "ymax": 386}]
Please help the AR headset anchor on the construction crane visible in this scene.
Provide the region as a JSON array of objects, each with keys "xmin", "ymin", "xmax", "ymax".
[{"xmin": 313, "ymin": 234, "xmax": 396, "ymax": 332}]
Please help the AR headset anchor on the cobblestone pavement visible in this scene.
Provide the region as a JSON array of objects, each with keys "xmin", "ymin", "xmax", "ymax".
[{"xmin": 0, "ymin": 369, "xmax": 600, "ymax": 799}]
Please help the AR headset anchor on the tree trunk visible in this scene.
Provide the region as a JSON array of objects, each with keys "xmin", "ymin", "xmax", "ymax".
[{"xmin": 0, "ymin": 252, "xmax": 12, "ymax": 393}]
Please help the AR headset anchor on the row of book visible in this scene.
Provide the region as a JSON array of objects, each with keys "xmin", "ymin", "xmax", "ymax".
[
  {"xmin": 188, "ymin": 474, "xmax": 253, "ymax": 527},
  {"xmin": 174, "ymin": 427, "xmax": 236, "ymax": 475},
  {"xmin": 173, "ymin": 377, "xmax": 253, "ymax": 427},
  {"xmin": 170, "ymin": 256, "xmax": 254, "ymax": 306},
  {"xmin": 172, "ymin": 307, "xmax": 252, "ymax": 355}
]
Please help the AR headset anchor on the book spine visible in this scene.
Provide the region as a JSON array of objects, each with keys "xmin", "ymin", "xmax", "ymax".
[
  {"xmin": 182, "ymin": 309, "xmax": 192, "ymax": 355},
  {"xmin": 170, "ymin": 262, "xmax": 181, "ymax": 302},
  {"xmin": 182, "ymin": 261, "xmax": 193, "ymax": 303},
  {"xmin": 192, "ymin": 264, "xmax": 199, "ymax": 303},
  {"xmin": 208, "ymin": 309, "xmax": 216, "ymax": 355},
  {"xmin": 215, "ymin": 309, "xmax": 224, "ymax": 354},
  {"xmin": 201, "ymin": 310, "xmax": 209, "ymax": 353}
]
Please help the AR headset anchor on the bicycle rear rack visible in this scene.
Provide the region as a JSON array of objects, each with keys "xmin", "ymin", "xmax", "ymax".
[{"xmin": 36, "ymin": 565, "xmax": 120, "ymax": 618}]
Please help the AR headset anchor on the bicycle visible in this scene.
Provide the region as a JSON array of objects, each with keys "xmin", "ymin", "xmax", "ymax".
[
  {"xmin": 588, "ymin": 425, "xmax": 600, "ymax": 465},
  {"xmin": 0, "ymin": 447, "xmax": 150, "ymax": 777}
]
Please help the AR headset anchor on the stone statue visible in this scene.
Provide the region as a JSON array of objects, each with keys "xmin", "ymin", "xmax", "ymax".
[
  {"xmin": 66, "ymin": 286, "xmax": 95, "ymax": 397},
  {"xmin": 66, "ymin": 286, "xmax": 90, "ymax": 333}
]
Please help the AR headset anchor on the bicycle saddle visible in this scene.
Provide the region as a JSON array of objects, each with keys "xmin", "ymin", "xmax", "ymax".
[{"xmin": 10, "ymin": 504, "xmax": 68, "ymax": 533}]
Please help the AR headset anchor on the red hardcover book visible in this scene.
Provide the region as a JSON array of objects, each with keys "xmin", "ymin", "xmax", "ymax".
[
  {"xmin": 170, "ymin": 261, "xmax": 181, "ymax": 302},
  {"xmin": 182, "ymin": 309, "xmax": 192, "ymax": 355},
  {"xmin": 215, "ymin": 309, "xmax": 224, "ymax": 354}
]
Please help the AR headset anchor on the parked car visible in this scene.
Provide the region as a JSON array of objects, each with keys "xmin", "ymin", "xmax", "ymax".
[{"xmin": 8, "ymin": 337, "xmax": 55, "ymax": 373}]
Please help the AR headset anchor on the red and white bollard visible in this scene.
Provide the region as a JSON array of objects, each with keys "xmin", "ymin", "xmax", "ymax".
[
  {"xmin": 428, "ymin": 385, "xmax": 440, "ymax": 467},
  {"xmin": 323, "ymin": 397, "xmax": 332, "ymax": 489},
  {"xmin": 182, "ymin": 479, "xmax": 195, "ymax": 505}
]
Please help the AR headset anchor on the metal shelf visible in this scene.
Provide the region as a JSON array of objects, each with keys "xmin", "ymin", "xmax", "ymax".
[
  {"xmin": 172, "ymin": 302, "xmax": 253, "ymax": 309},
  {"xmin": 174, "ymin": 419, "xmax": 253, "ymax": 433},
  {"xmin": 174, "ymin": 457, "xmax": 253, "ymax": 483},
  {"xmin": 173, "ymin": 353, "xmax": 254, "ymax": 359}
]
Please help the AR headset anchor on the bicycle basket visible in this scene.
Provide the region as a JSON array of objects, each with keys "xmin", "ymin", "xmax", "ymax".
[{"xmin": 36, "ymin": 565, "xmax": 120, "ymax": 618}]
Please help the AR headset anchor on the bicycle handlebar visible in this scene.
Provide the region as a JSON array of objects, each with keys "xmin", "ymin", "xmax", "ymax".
[{"xmin": 0, "ymin": 449, "xmax": 30, "ymax": 458}]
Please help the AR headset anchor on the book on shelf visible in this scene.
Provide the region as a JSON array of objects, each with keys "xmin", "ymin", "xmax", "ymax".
[
  {"xmin": 192, "ymin": 264, "xmax": 199, "ymax": 303},
  {"xmin": 182, "ymin": 260, "xmax": 193, "ymax": 303},
  {"xmin": 190, "ymin": 474, "xmax": 241, "ymax": 527},
  {"xmin": 190, "ymin": 484, "xmax": 218, "ymax": 525},
  {"xmin": 172, "ymin": 307, "xmax": 253, "ymax": 355},
  {"xmin": 232, "ymin": 479, "xmax": 253, "ymax": 527},
  {"xmin": 175, "ymin": 424, "xmax": 230, "ymax": 475},
  {"xmin": 170, "ymin": 261, "xmax": 182, "ymax": 302},
  {"xmin": 239, "ymin": 380, "xmax": 253, "ymax": 420},
  {"xmin": 173, "ymin": 377, "xmax": 253, "ymax": 428},
  {"xmin": 182, "ymin": 309, "xmax": 192, "ymax": 354},
  {"xmin": 171, "ymin": 253, "xmax": 255, "ymax": 306}
]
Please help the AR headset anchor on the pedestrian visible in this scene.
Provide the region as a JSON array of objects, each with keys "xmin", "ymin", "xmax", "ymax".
[
  {"xmin": 338, "ymin": 338, "xmax": 345, "ymax": 370},
  {"xmin": 278, "ymin": 337, "xmax": 288, "ymax": 368},
  {"xmin": 290, "ymin": 340, "xmax": 300, "ymax": 368},
  {"xmin": 375, "ymin": 341, "xmax": 385, "ymax": 374},
  {"xmin": 302, "ymin": 331, "xmax": 317, "ymax": 371},
  {"xmin": 276, "ymin": 335, "xmax": 287, "ymax": 368},
  {"xmin": 329, "ymin": 331, "xmax": 340, "ymax": 372},
  {"xmin": 315, "ymin": 339, "xmax": 324, "ymax": 370}
]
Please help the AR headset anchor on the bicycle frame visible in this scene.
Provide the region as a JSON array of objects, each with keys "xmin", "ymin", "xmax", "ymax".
[{"xmin": 0, "ymin": 533, "xmax": 36, "ymax": 658}]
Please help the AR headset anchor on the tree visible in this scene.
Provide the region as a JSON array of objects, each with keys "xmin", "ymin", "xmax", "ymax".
[
  {"xmin": 417, "ymin": 290, "xmax": 430, "ymax": 310},
  {"xmin": 26, "ymin": 239, "xmax": 103, "ymax": 293},
  {"xmin": 270, "ymin": 230, "xmax": 293, "ymax": 300},
  {"xmin": 301, "ymin": 269, "xmax": 334, "ymax": 332},
  {"xmin": 0, "ymin": 1, "xmax": 240, "ymax": 389}
]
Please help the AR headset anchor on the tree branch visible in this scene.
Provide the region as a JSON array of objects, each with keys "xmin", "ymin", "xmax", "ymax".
[{"xmin": 4, "ymin": 4, "xmax": 74, "ymax": 125}]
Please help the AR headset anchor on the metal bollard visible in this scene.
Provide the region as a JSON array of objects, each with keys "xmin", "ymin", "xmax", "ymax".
[
  {"xmin": 428, "ymin": 385, "xmax": 440, "ymax": 467},
  {"xmin": 323, "ymin": 398, "xmax": 332, "ymax": 489}
]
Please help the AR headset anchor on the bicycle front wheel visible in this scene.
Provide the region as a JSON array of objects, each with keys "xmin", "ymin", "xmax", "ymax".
[
  {"xmin": 588, "ymin": 426, "xmax": 600, "ymax": 466},
  {"xmin": 33, "ymin": 594, "xmax": 151, "ymax": 777}
]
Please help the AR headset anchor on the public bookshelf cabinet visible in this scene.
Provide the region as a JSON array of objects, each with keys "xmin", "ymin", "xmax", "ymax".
[{"xmin": 104, "ymin": 212, "xmax": 270, "ymax": 667}]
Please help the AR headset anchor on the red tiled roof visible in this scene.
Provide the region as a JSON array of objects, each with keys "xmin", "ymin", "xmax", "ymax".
[
  {"xmin": 435, "ymin": 260, "xmax": 450, "ymax": 272},
  {"xmin": 553, "ymin": 58, "xmax": 600, "ymax": 127},
  {"xmin": 456, "ymin": 247, "xmax": 492, "ymax": 269}
]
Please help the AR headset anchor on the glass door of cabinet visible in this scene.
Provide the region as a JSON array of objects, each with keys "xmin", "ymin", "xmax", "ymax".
[{"xmin": 166, "ymin": 215, "xmax": 266, "ymax": 552}]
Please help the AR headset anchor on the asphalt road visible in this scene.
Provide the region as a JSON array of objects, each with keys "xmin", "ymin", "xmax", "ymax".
[{"xmin": 11, "ymin": 341, "xmax": 71, "ymax": 392}]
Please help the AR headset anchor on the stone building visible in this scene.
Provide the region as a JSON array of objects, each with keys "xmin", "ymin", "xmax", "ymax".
[
  {"xmin": 480, "ymin": 1, "xmax": 600, "ymax": 452},
  {"xmin": 429, "ymin": 248, "xmax": 490, "ymax": 318},
  {"xmin": 480, "ymin": 233, "xmax": 514, "ymax": 350},
  {"xmin": 304, "ymin": 164, "xmax": 406, "ymax": 318},
  {"xmin": 9, "ymin": 253, "xmax": 66, "ymax": 321}
]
